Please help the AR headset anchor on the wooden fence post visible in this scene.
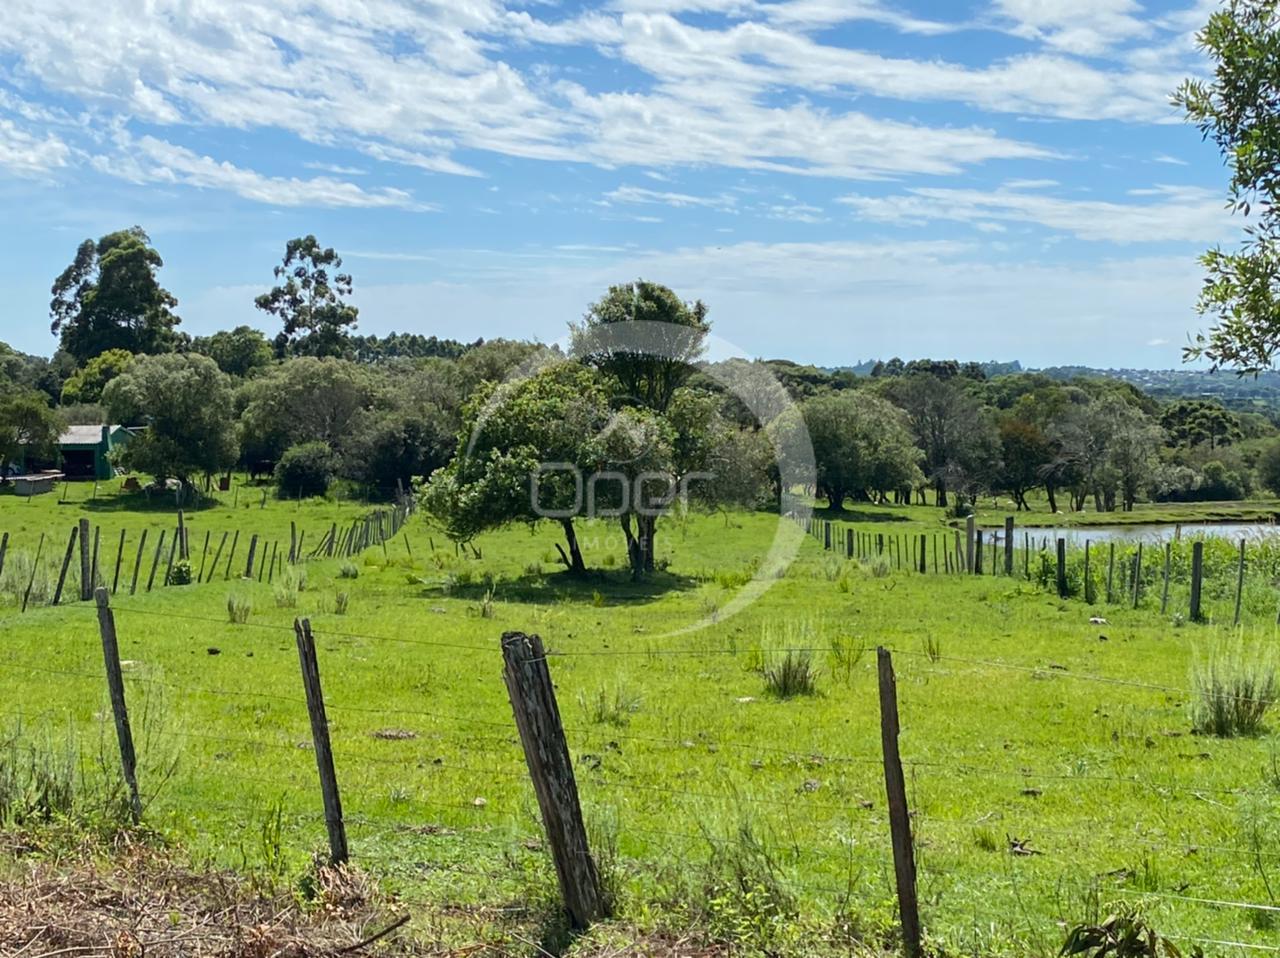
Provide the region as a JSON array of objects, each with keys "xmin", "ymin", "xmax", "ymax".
[
  {"xmin": 129, "ymin": 529, "xmax": 147, "ymax": 595},
  {"xmin": 78, "ymin": 517, "xmax": 91, "ymax": 601},
  {"xmin": 22, "ymin": 532, "xmax": 45, "ymax": 612},
  {"xmin": 197, "ymin": 531, "xmax": 210, "ymax": 584},
  {"xmin": 501, "ymin": 631, "xmax": 609, "ymax": 930},
  {"xmin": 965, "ymin": 515, "xmax": 975, "ymax": 574},
  {"xmin": 205, "ymin": 531, "xmax": 227, "ymax": 584},
  {"xmin": 223, "ymin": 530, "xmax": 239, "ymax": 580},
  {"xmin": 293, "ymin": 618, "xmax": 349, "ymax": 865},
  {"xmin": 90, "ymin": 526, "xmax": 100, "ymax": 593},
  {"xmin": 1131, "ymin": 543, "xmax": 1144, "ymax": 609},
  {"xmin": 1106, "ymin": 543, "xmax": 1115, "ymax": 604},
  {"xmin": 53, "ymin": 525, "xmax": 77, "ymax": 606},
  {"xmin": 1003, "ymin": 516, "xmax": 1014, "ymax": 575},
  {"xmin": 876, "ymin": 647, "xmax": 922, "ymax": 958},
  {"xmin": 1055, "ymin": 538, "xmax": 1067, "ymax": 599},
  {"xmin": 0, "ymin": 531, "xmax": 7, "ymax": 583},
  {"xmin": 245, "ymin": 534, "xmax": 259, "ymax": 580},
  {"xmin": 974, "ymin": 531, "xmax": 984, "ymax": 575},
  {"xmin": 1083, "ymin": 542, "xmax": 1092, "ymax": 605},
  {"xmin": 162, "ymin": 530, "xmax": 177, "ymax": 587},
  {"xmin": 824, "ymin": 522, "xmax": 832, "ymax": 551},
  {"xmin": 289, "ymin": 521, "xmax": 298, "ymax": 564},
  {"xmin": 1161, "ymin": 542, "xmax": 1171, "ymax": 615},
  {"xmin": 1190, "ymin": 541, "xmax": 1204, "ymax": 623},
  {"xmin": 177, "ymin": 509, "xmax": 187, "ymax": 561},
  {"xmin": 919, "ymin": 534, "xmax": 927, "ymax": 574},
  {"xmin": 1234, "ymin": 539, "xmax": 1246, "ymax": 627},
  {"xmin": 146, "ymin": 530, "xmax": 166, "ymax": 592},
  {"xmin": 112, "ymin": 529, "xmax": 126, "ymax": 594},
  {"xmin": 94, "ymin": 589, "xmax": 142, "ymax": 824}
]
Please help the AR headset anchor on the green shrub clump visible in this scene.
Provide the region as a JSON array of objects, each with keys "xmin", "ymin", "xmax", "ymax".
[{"xmin": 274, "ymin": 441, "xmax": 337, "ymax": 499}]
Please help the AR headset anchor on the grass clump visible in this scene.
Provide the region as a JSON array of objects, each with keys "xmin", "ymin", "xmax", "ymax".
[
  {"xmin": 226, "ymin": 593, "xmax": 252, "ymax": 624},
  {"xmin": 333, "ymin": 592, "xmax": 350, "ymax": 615},
  {"xmin": 763, "ymin": 650, "xmax": 818, "ymax": 699},
  {"xmin": 579, "ymin": 684, "xmax": 641, "ymax": 726},
  {"xmin": 337, "ymin": 561, "xmax": 359, "ymax": 580},
  {"xmin": 1191, "ymin": 644, "xmax": 1277, "ymax": 737}
]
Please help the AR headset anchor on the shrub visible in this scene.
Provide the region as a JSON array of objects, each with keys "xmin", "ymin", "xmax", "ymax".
[
  {"xmin": 1060, "ymin": 908, "xmax": 1197, "ymax": 958},
  {"xmin": 227, "ymin": 593, "xmax": 252, "ymax": 624},
  {"xmin": 763, "ymin": 650, "xmax": 818, "ymax": 699},
  {"xmin": 165, "ymin": 559, "xmax": 193, "ymax": 586},
  {"xmin": 274, "ymin": 441, "xmax": 337, "ymax": 499},
  {"xmin": 1191, "ymin": 645, "xmax": 1277, "ymax": 737}
]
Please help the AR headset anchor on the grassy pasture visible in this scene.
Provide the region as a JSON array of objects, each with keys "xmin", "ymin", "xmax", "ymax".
[{"xmin": 2, "ymin": 485, "xmax": 1280, "ymax": 954}]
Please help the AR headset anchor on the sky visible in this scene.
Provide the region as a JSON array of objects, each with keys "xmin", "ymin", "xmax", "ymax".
[{"xmin": 0, "ymin": 0, "xmax": 1245, "ymax": 368}]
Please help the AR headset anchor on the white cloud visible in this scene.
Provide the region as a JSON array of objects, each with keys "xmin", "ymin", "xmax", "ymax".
[
  {"xmin": 993, "ymin": 0, "xmax": 1149, "ymax": 56},
  {"xmin": 837, "ymin": 182, "xmax": 1232, "ymax": 244},
  {"xmin": 605, "ymin": 185, "xmax": 738, "ymax": 210},
  {"xmin": 106, "ymin": 136, "xmax": 437, "ymax": 211},
  {"xmin": 0, "ymin": 118, "xmax": 69, "ymax": 177}
]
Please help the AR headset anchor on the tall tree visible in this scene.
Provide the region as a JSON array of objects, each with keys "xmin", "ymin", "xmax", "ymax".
[
  {"xmin": 255, "ymin": 236, "xmax": 359, "ymax": 358},
  {"xmin": 101, "ymin": 354, "xmax": 238, "ymax": 488},
  {"xmin": 49, "ymin": 227, "xmax": 180, "ymax": 363},
  {"xmin": 571, "ymin": 280, "xmax": 709, "ymax": 414},
  {"xmin": 1177, "ymin": 0, "xmax": 1280, "ymax": 371}
]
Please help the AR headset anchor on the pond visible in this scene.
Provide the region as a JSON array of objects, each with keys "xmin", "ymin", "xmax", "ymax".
[{"xmin": 981, "ymin": 520, "xmax": 1280, "ymax": 547}]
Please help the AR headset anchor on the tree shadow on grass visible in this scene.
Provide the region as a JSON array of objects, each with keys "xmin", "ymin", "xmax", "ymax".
[
  {"xmin": 811, "ymin": 503, "xmax": 911, "ymax": 523},
  {"xmin": 413, "ymin": 565, "xmax": 698, "ymax": 607}
]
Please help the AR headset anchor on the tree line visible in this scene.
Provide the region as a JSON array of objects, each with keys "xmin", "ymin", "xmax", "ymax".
[{"xmin": 4, "ymin": 226, "xmax": 1280, "ymax": 579}]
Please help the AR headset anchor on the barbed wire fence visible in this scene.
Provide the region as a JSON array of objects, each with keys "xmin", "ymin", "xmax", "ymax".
[{"xmin": 1, "ymin": 578, "xmax": 1276, "ymax": 956}]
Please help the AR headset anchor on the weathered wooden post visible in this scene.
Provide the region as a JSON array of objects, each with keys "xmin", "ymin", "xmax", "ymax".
[
  {"xmin": 919, "ymin": 534, "xmax": 927, "ymax": 574},
  {"xmin": 53, "ymin": 525, "xmax": 77, "ymax": 606},
  {"xmin": 501, "ymin": 631, "xmax": 609, "ymax": 929},
  {"xmin": 1106, "ymin": 543, "xmax": 1116, "ymax": 604},
  {"xmin": 1083, "ymin": 541, "xmax": 1092, "ymax": 604},
  {"xmin": 205, "ymin": 531, "xmax": 228, "ymax": 584},
  {"xmin": 21, "ymin": 532, "xmax": 45, "ymax": 612},
  {"xmin": 196, "ymin": 531, "xmax": 210, "ymax": 584},
  {"xmin": 1161, "ymin": 542, "xmax": 1171, "ymax": 615},
  {"xmin": 244, "ymin": 534, "xmax": 259, "ymax": 580},
  {"xmin": 877, "ymin": 647, "xmax": 922, "ymax": 958},
  {"xmin": 1131, "ymin": 542, "xmax": 1144, "ymax": 609},
  {"xmin": 162, "ymin": 529, "xmax": 178, "ymax": 587},
  {"xmin": 293, "ymin": 618, "xmax": 349, "ymax": 865},
  {"xmin": 824, "ymin": 522, "xmax": 832, "ymax": 551},
  {"xmin": 1003, "ymin": 516, "xmax": 1014, "ymax": 575},
  {"xmin": 176, "ymin": 509, "xmax": 187, "ymax": 561},
  {"xmin": 78, "ymin": 517, "xmax": 91, "ymax": 601},
  {"xmin": 965, "ymin": 515, "xmax": 975, "ymax": 574},
  {"xmin": 223, "ymin": 530, "xmax": 239, "ymax": 580},
  {"xmin": 94, "ymin": 589, "xmax": 142, "ymax": 824},
  {"xmin": 974, "ymin": 531, "xmax": 984, "ymax": 575},
  {"xmin": 112, "ymin": 529, "xmax": 126, "ymax": 594},
  {"xmin": 90, "ymin": 526, "xmax": 100, "ymax": 593},
  {"xmin": 1055, "ymin": 538, "xmax": 1067, "ymax": 598},
  {"xmin": 0, "ymin": 531, "xmax": 8, "ymax": 582},
  {"xmin": 129, "ymin": 530, "xmax": 147, "ymax": 595},
  {"xmin": 145, "ymin": 530, "xmax": 166, "ymax": 592},
  {"xmin": 1190, "ymin": 541, "xmax": 1204, "ymax": 623},
  {"xmin": 290, "ymin": 521, "xmax": 298, "ymax": 564},
  {"xmin": 1233, "ymin": 539, "xmax": 1246, "ymax": 627}
]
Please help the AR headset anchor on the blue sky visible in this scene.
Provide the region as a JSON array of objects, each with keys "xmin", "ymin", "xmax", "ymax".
[{"xmin": 0, "ymin": 0, "xmax": 1243, "ymax": 368}]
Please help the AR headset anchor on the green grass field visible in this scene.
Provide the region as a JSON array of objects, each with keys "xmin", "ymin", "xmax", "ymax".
[{"xmin": 2, "ymin": 482, "xmax": 1280, "ymax": 955}]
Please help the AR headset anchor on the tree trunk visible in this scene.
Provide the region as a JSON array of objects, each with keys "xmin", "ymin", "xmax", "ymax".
[
  {"xmin": 1045, "ymin": 483, "xmax": 1057, "ymax": 514},
  {"xmin": 558, "ymin": 519, "xmax": 586, "ymax": 576},
  {"xmin": 935, "ymin": 482, "xmax": 948, "ymax": 508}
]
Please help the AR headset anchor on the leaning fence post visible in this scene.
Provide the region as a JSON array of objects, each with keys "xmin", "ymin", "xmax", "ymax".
[
  {"xmin": 1233, "ymin": 538, "xmax": 1246, "ymax": 627},
  {"xmin": 78, "ymin": 517, "xmax": 91, "ymax": 601},
  {"xmin": 22, "ymin": 532, "xmax": 45, "ymax": 612},
  {"xmin": 1190, "ymin": 541, "xmax": 1204, "ymax": 623},
  {"xmin": 53, "ymin": 525, "xmax": 78, "ymax": 606},
  {"xmin": 501, "ymin": 631, "xmax": 609, "ymax": 929},
  {"xmin": 876, "ymin": 647, "xmax": 922, "ymax": 958},
  {"xmin": 0, "ymin": 531, "xmax": 8, "ymax": 583},
  {"xmin": 112, "ymin": 529, "xmax": 126, "ymax": 594},
  {"xmin": 129, "ymin": 529, "xmax": 148, "ymax": 595},
  {"xmin": 146, "ymin": 530, "xmax": 166, "ymax": 593},
  {"xmin": 293, "ymin": 618, "xmax": 349, "ymax": 865},
  {"xmin": 94, "ymin": 589, "xmax": 142, "ymax": 824}
]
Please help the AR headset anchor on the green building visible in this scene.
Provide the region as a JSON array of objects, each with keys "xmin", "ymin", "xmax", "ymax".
[{"xmin": 57, "ymin": 425, "xmax": 133, "ymax": 480}]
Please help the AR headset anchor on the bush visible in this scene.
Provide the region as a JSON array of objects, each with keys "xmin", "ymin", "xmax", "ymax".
[
  {"xmin": 763, "ymin": 650, "xmax": 818, "ymax": 699},
  {"xmin": 1191, "ymin": 645, "xmax": 1277, "ymax": 737},
  {"xmin": 274, "ymin": 441, "xmax": 337, "ymax": 499},
  {"xmin": 165, "ymin": 559, "xmax": 193, "ymax": 586}
]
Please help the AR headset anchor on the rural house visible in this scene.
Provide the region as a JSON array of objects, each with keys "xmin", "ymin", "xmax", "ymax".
[{"xmin": 56, "ymin": 424, "xmax": 133, "ymax": 480}]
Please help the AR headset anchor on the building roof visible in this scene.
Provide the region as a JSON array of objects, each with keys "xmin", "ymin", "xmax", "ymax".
[{"xmin": 59, "ymin": 425, "xmax": 106, "ymax": 445}]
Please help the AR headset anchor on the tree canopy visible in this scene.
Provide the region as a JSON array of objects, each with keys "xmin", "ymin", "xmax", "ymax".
[
  {"xmin": 255, "ymin": 236, "xmax": 359, "ymax": 358},
  {"xmin": 49, "ymin": 227, "xmax": 180, "ymax": 364}
]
